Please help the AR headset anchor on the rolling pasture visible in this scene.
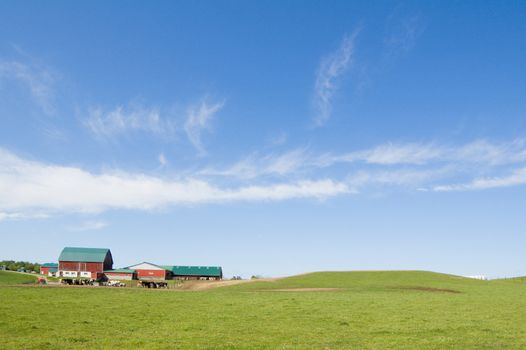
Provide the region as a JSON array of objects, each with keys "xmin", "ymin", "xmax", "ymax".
[
  {"xmin": 0, "ymin": 270, "xmax": 37, "ymax": 285},
  {"xmin": 1, "ymin": 271, "xmax": 526, "ymax": 349}
]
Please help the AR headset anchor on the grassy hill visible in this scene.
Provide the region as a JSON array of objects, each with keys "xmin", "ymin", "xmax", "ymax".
[
  {"xmin": 0, "ymin": 270, "xmax": 37, "ymax": 285},
  {"xmin": 227, "ymin": 270, "xmax": 484, "ymax": 292},
  {"xmin": 1, "ymin": 270, "xmax": 526, "ymax": 349}
]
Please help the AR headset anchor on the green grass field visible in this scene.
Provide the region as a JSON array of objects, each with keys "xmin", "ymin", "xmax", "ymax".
[
  {"xmin": 0, "ymin": 270, "xmax": 37, "ymax": 284},
  {"xmin": 1, "ymin": 271, "xmax": 526, "ymax": 349}
]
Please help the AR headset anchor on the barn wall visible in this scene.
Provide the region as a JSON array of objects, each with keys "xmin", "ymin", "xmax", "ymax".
[
  {"xmin": 59, "ymin": 261, "xmax": 104, "ymax": 278},
  {"xmin": 59, "ymin": 261, "xmax": 103, "ymax": 271},
  {"xmin": 136, "ymin": 269, "xmax": 166, "ymax": 280},
  {"xmin": 103, "ymin": 253, "xmax": 113, "ymax": 270},
  {"xmin": 105, "ymin": 273, "xmax": 134, "ymax": 280}
]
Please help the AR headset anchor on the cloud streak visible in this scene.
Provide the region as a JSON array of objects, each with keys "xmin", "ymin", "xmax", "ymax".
[
  {"xmin": 0, "ymin": 148, "xmax": 349, "ymax": 215},
  {"xmin": 184, "ymin": 99, "xmax": 225, "ymax": 155},
  {"xmin": 66, "ymin": 221, "xmax": 108, "ymax": 232},
  {"xmin": 324, "ymin": 139, "xmax": 526, "ymax": 167},
  {"xmin": 0, "ymin": 60, "xmax": 56, "ymax": 114},
  {"xmin": 0, "ymin": 211, "xmax": 49, "ymax": 222},
  {"xmin": 201, "ymin": 139, "xmax": 526, "ymax": 180},
  {"xmin": 433, "ymin": 167, "xmax": 526, "ymax": 192},
  {"xmin": 84, "ymin": 104, "xmax": 176, "ymax": 139},
  {"xmin": 200, "ymin": 148, "xmax": 310, "ymax": 179},
  {"xmin": 313, "ymin": 31, "xmax": 359, "ymax": 126},
  {"xmin": 83, "ymin": 98, "xmax": 225, "ymax": 155},
  {"xmin": 198, "ymin": 138, "xmax": 526, "ymax": 194},
  {"xmin": 2, "ymin": 138, "xmax": 526, "ymax": 219}
]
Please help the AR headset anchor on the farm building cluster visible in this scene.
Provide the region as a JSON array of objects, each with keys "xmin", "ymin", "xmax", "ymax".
[{"xmin": 40, "ymin": 247, "xmax": 223, "ymax": 282}]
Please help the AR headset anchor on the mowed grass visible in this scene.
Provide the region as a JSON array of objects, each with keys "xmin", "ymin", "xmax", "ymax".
[
  {"xmin": 0, "ymin": 270, "xmax": 37, "ymax": 284},
  {"xmin": 1, "ymin": 271, "xmax": 526, "ymax": 349}
]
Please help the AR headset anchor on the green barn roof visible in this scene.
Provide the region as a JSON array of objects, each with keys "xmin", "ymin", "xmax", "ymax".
[
  {"xmin": 161, "ymin": 265, "xmax": 223, "ymax": 277},
  {"xmin": 59, "ymin": 247, "xmax": 112, "ymax": 263},
  {"xmin": 41, "ymin": 263, "xmax": 58, "ymax": 267}
]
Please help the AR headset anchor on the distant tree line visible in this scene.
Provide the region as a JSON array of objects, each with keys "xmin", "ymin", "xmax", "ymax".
[{"xmin": 0, "ymin": 260, "xmax": 40, "ymax": 273}]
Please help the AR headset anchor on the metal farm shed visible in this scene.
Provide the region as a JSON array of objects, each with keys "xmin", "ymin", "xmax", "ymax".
[
  {"xmin": 162, "ymin": 265, "xmax": 223, "ymax": 280},
  {"xmin": 104, "ymin": 268, "xmax": 136, "ymax": 280}
]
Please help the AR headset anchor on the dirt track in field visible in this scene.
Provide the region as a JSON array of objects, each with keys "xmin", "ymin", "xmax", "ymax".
[
  {"xmin": 178, "ymin": 278, "xmax": 278, "ymax": 291},
  {"xmin": 400, "ymin": 286, "xmax": 461, "ymax": 294},
  {"xmin": 263, "ymin": 288, "xmax": 342, "ymax": 292}
]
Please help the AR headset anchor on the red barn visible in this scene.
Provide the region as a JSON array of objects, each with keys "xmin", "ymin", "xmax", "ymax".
[
  {"xmin": 126, "ymin": 262, "xmax": 169, "ymax": 280},
  {"xmin": 58, "ymin": 247, "xmax": 113, "ymax": 280},
  {"xmin": 40, "ymin": 263, "xmax": 58, "ymax": 276}
]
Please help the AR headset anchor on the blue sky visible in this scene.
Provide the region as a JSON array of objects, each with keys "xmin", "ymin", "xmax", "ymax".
[{"xmin": 1, "ymin": 1, "xmax": 526, "ymax": 278}]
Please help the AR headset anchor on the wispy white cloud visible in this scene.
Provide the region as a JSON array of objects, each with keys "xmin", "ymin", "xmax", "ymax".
[
  {"xmin": 2, "ymin": 138, "xmax": 526, "ymax": 220},
  {"xmin": 433, "ymin": 167, "xmax": 526, "ymax": 192},
  {"xmin": 201, "ymin": 139, "xmax": 526, "ymax": 180},
  {"xmin": 0, "ymin": 60, "xmax": 56, "ymax": 114},
  {"xmin": 313, "ymin": 30, "xmax": 360, "ymax": 126},
  {"xmin": 0, "ymin": 211, "xmax": 49, "ymax": 222},
  {"xmin": 83, "ymin": 104, "xmax": 176, "ymax": 139},
  {"xmin": 184, "ymin": 99, "xmax": 225, "ymax": 155},
  {"xmin": 158, "ymin": 153, "xmax": 168, "ymax": 167},
  {"xmin": 451, "ymin": 139, "xmax": 526, "ymax": 165},
  {"xmin": 0, "ymin": 148, "xmax": 349, "ymax": 215},
  {"xmin": 83, "ymin": 98, "xmax": 225, "ymax": 154},
  {"xmin": 199, "ymin": 148, "xmax": 309, "ymax": 179},
  {"xmin": 66, "ymin": 221, "xmax": 108, "ymax": 232},
  {"xmin": 347, "ymin": 167, "xmax": 449, "ymax": 189},
  {"xmin": 331, "ymin": 142, "xmax": 443, "ymax": 165},
  {"xmin": 320, "ymin": 139, "xmax": 526, "ymax": 167}
]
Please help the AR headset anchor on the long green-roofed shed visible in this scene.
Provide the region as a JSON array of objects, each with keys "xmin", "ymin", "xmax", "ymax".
[
  {"xmin": 59, "ymin": 247, "xmax": 113, "ymax": 264},
  {"xmin": 161, "ymin": 265, "xmax": 222, "ymax": 278},
  {"xmin": 41, "ymin": 263, "xmax": 58, "ymax": 268}
]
